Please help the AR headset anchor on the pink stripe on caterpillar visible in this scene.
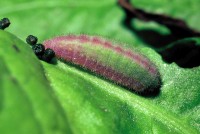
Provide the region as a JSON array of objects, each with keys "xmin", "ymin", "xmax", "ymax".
[
  {"xmin": 45, "ymin": 35, "xmax": 157, "ymax": 75},
  {"xmin": 44, "ymin": 35, "xmax": 161, "ymax": 93},
  {"xmin": 53, "ymin": 45, "xmax": 146, "ymax": 90}
]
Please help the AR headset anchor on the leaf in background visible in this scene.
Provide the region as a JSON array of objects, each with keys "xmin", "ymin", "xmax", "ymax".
[
  {"xmin": 0, "ymin": 30, "xmax": 72, "ymax": 134},
  {"xmin": 0, "ymin": 0, "xmax": 200, "ymax": 134},
  {"xmin": 118, "ymin": 0, "xmax": 200, "ymax": 38}
]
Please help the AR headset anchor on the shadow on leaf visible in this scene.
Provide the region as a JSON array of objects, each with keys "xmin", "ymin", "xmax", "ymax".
[{"xmin": 122, "ymin": 14, "xmax": 200, "ymax": 68}]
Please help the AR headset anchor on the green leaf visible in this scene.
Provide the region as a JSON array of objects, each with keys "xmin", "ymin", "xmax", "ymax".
[
  {"xmin": 0, "ymin": 30, "xmax": 72, "ymax": 134},
  {"xmin": 42, "ymin": 59, "xmax": 200, "ymax": 134},
  {"xmin": 0, "ymin": 0, "xmax": 200, "ymax": 134}
]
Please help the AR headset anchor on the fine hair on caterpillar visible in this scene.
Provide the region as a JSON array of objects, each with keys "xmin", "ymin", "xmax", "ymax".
[{"xmin": 44, "ymin": 34, "xmax": 162, "ymax": 96}]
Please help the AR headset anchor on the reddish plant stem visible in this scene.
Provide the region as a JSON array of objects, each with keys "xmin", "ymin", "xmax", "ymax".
[{"xmin": 118, "ymin": 0, "xmax": 200, "ymax": 38}]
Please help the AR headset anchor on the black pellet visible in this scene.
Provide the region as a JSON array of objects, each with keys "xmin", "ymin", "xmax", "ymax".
[
  {"xmin": 26, "ymin": 35, "xmax": 38, "ymax": 45},
  {"xmin": 42, "ymin": 48, "xmax": 55, "ymax": 62},
  {"xmin": 0, "ymin": 18, "xmax": 10, "ymax": 30},
  {"xmin": 32, "ymin": 44, "xmax": 45, "ymax": 56}
]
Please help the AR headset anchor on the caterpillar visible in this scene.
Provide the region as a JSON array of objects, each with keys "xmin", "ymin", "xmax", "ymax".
[{"xmin": 43, "ymin": 35, "xmax": 161, "ymax": 93}]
